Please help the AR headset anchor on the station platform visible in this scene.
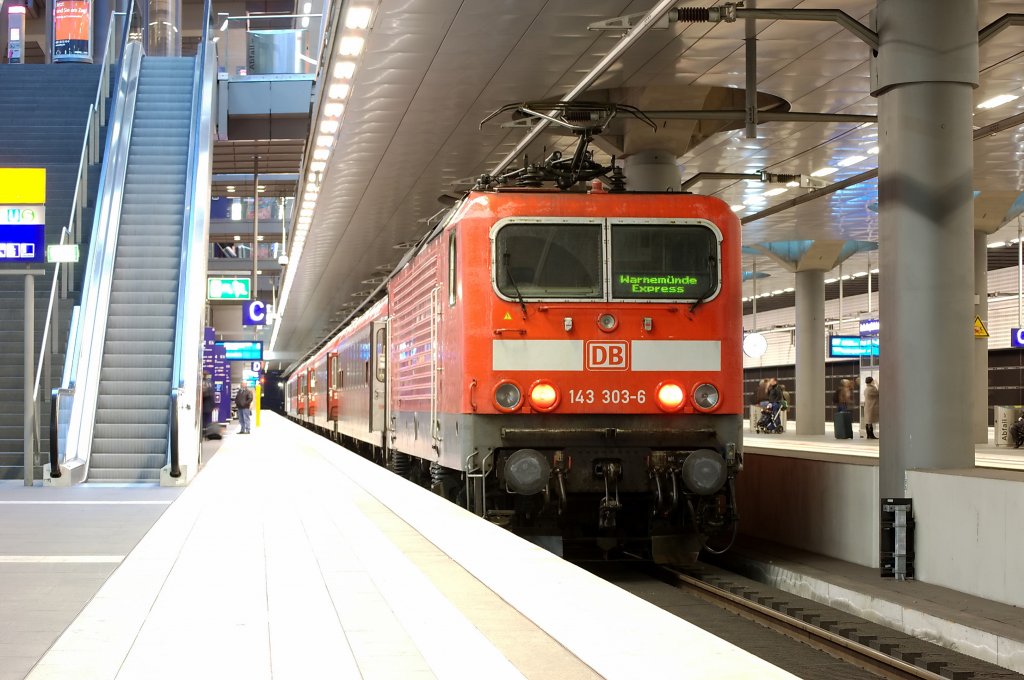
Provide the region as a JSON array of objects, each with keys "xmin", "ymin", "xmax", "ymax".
[
  {"xmin": 745, "ymin": 419, "xmax": 1024, "ymax": 470},
  {"xmin": 10, "ymin": 413, "xmax": 798, "ymax": 680}
]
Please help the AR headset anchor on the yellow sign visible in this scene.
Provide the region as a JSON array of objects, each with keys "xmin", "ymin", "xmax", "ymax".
[
  {"xmin": 503, "ymin": 312, "xmax": 512, "ymax": 320},
  {"xmin": 0, "ymin": 168, "xmax": 46, "ymax": 204},
  {"xmin": 974, "ymin": 315, "xmax": 989, "ymax": 338}
]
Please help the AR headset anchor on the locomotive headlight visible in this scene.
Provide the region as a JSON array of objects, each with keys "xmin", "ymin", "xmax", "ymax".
[
  {"xmin": 655, "ymin": 382, "xmax": 685, "ymax": 412},
  {"xmin": 692, "ymin": 383, "xmax": 720, "ymax": 411},
  {"xmin": 597, "ymin": 313, "xmax": 618, "ymax": 332},
  {"xmin": 494, "ymin": 382, "xmax": 523, "ymax": 412},
  {"xmin": 528, "ymin": 381, "xmax": 560, "ymax": 411}
]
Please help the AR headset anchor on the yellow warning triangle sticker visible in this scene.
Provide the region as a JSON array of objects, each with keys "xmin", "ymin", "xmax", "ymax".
[
  {"xmin": 503, "ymin": 312, "xmax": 513, "ymax": 321},
  {"xmin": 974, "ymin": 315, "xmax": 989, "ymax": 338}
]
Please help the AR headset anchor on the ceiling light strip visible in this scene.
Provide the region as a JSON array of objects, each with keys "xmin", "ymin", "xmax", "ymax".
[{"xmin": 272, "ymin": 1, "xmax": 379, "ymax": 352}]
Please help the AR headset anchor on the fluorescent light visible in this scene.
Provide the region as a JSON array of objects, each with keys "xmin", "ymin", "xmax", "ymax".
[
  {"xmin": 324, "ymin": 102, "xmax": 345, "ymax": 118},
  {"xmin": 345, "ymin": 6, "xmax": 372, "ymax": 29},
  {"xmin": 852, "ymin": 271, "xmax": 868, "ymax": 277},
  {"xmin": 328, "ymin": 83, "xmax": 350, "ymax": 100},
  {"xmin": 233, "ymin": 235, "xmax": 241, "ymax": 241},
  {"xmin": 870, "ymin": 268, "xmax": 879, "ymax": 274},
  {"xmin": 226, "ymin": 186, "xmax": 235, "ymax": 193},
  {"xmin": 837, "ymin": 155, "xmax": 867, "ymax": 167},
  {"xmin": 977, "ymin": 93, "xmax": 1019, "ymax": 110},
  {"xmin": 300, "ymin": 208, "xmax": 314, "ymax": 217},
  {"xmin": 764, "ymin": 187, "xmax": 788, "ymax": 197},
  {"xmin": 338, "ymin": 36, "xmax": 365, "ymax": 56},
  {"xmin": 306, "ymin": 182, "xmax": 318, "ymax": 193},
  {"xmin": 334, "ymin": 61, "xmax": 356, "ymax": 79},
  {"xmin": 824, "ymin": 277, "xmax": 838, "ymax": 284},
  {"xmin": 320, "ymin": 119, "xmax": 339, "ymax": 134},
  {"xmin": 729, "ymin": 204, "xmax": 745, "ymax": 212},
  {"xmin": 811, "ymin": 166, "xmax": 837, "ymax": 177},
  {"xmin": 988, "ymin": 241, "xmax": 1007, "ymax": 248},
  {"xmin": 310, "ymin": 161, "xmax": 326, "ymax": 172},
  {"xmin": 313, "ymin": 149, "xmax": 330, "ymax": 160},
  {"xmin": 783, "ymin": 287, "xmax": 794, "ymax": 293},
  {"xmin": 316, "ymin": 135, "xmax": 334, "ymax": 148},
  {"xmin": 230, "ymin": 203, "xmax": 241, "ymax": 221}
]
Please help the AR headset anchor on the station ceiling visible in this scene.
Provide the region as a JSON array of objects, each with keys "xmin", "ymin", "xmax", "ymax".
[{"xmin": 271, "ymin": 0, "xmax": 1024, "ymax": 359}]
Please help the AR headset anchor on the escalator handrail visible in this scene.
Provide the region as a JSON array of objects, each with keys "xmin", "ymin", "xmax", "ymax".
[{"xmin": 168, "ymin": 0, "xmax": 214, "ymax": 477}]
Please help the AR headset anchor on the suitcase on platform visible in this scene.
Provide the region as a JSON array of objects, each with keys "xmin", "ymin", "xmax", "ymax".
[{"xmin": 834, "ymin": 410, "xmax": 853, "ymax": 439}]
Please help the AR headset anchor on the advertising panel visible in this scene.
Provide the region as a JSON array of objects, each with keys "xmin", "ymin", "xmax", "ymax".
[{"xmin": 53, "ymin": 0, "xmax": 93, "ymax": 63}]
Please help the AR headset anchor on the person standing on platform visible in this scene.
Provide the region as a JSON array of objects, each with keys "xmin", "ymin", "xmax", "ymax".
[
  {"xmin": 863, "ymin": 376, "xmax": 879, "ymax": 440},
  {"xmin": 236, "ymin": 382, "xmax": 254, "ymax": 434},
  {"xmin": 834, "ymin": 379, "xmax": 853, "ymax": 412},
  {"xmin": 202, "ymin": 373, "xmax": 215, "ymax": 429}
]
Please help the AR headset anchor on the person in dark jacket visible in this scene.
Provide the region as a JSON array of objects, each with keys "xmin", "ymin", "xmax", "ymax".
[
  {"xmin": 202, "ymin": 373, "xmax": 215, "ymax": 427},
  {"xmin": 766, "ymin": 377, "xmax": 784, "ymax": 423},
  {"xmin": 236, "ymin": 383, "xmax": 254, "ymax": 434}
]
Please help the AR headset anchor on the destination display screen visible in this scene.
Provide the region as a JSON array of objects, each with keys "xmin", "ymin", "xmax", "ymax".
[
  {"xmin": 829, "ymin": 335, "xmax": 879, "ymax": 357},
  {"xmin": 215, "ymin": 340, "xmax": 263, "ymax": 361},
  {"xmin": 611, "ymin": 224, "xmax": 718, "ymax": 300}
]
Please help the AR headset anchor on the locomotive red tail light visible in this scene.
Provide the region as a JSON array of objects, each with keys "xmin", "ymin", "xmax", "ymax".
[
  {"xmin": 528, "ymin": 381, "xmax": 560, "ymax": 411},
  {"xmin": 655, "ymin": 382, "xmax": 685, "ymax": 412}
]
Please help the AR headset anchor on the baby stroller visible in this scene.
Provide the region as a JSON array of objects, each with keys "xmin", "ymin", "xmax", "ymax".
[{"xmin": 756, "ymin": 401, "xmax": 785, "ymax": 434}]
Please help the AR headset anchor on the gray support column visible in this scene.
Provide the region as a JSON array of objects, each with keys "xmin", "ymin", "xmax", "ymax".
[
  {"xmin": 795, "ymin": 269, "xmax": 825, "ymax": 435},
  {"xmin": 874, "ymin": 0, "xmax": 978, "ymax": 498},
  {"xmin": 147, "ymin": 0, "xmax": 180, "ymax": 56},
  {"xmin": 23, "ymin": 274, "xmax": 34, "ymax": 486},
  {"xmin": 974, "ymin": 231, "xmax": 988, "ymax": 444}
]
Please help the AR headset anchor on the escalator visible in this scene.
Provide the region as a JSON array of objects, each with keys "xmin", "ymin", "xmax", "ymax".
[
  {"xmin": 89, "ymin": 57, "xmax": 193, "ymax": 482},
  {"xmin": 53, "ymin": 18, "xmax": 214, "ymax": 485}
]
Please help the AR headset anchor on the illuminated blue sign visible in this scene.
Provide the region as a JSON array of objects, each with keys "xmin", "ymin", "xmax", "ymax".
[
  {"xmin": 829, "ymin": 335, "xmax": 879, "ymax": 358},
  {"xmin": 1011, "ymin": 328, "xmax": 1024, "ymax": 348},
  {"xmin": 0, "ymin": 223, "xmax": 45, "ymax": 263},
  {"xmin": 215, "ymin": 340, "xmax": 263, "ymax": 361},
  {"xmin": 859, "ymin": 318, "xmax": 879, "ymax": 336},
  {"xmin": 242, "ymin": 300, "xmax": 267, "ymax": 326}
]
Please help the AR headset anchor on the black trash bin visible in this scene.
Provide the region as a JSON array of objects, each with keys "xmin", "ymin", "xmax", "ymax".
[{"xmin": 834, "ymin": 410, "xmax": 853, "ymax": 439}]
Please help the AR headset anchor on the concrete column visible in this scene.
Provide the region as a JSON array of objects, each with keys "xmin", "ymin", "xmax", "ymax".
[
  {"xmin": 874, "ymin": 0, "xmax": 978, "ymax": 497},
  {"xmin": 795, "ymin": 269, "xmax": 825, "ymax": 435},
  {"xmin": 974, "ymin": 231, "xmax": 988, "ymax": 443}
]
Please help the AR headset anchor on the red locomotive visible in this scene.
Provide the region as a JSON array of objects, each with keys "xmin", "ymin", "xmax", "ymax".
[{"xmin": 287, "ymin": 104, "xmax": 743, "ymax": 563}]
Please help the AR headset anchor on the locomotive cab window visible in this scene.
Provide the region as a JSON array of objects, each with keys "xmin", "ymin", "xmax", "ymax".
[
  {"xmin": 494, "ymin": 222, "xmax": 602, "ymax": 299},
  {"xmin": 610, "ymin": 222, "xmax": 720, "ymax": 301}
]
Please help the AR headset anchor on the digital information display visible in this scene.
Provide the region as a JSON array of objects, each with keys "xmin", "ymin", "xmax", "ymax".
[
  {"xmin": 53, "ymin": 0, "xmax": 92, "ymax": 63},
  {"xmin": 829, "ymin": 335, "xmax": 879, "ymax": 358},
  {"xmin": 613, "ymin": 273, "xmax": 703, "ymax": 298},
  {"xmin": 208, "ymin": 277, "xmax": 251, "ymax": 300},
  {"xmin": 215, "ymin": 340, "xmax": 263, "ymax": 361}
]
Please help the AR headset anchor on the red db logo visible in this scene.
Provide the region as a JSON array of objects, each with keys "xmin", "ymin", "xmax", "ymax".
[{"xmin": 586, "ymin": 341, "xmax": 629, "ymax": 370}]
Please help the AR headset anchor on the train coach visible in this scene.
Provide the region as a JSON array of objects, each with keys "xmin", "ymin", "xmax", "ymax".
[{"xmin": 287, "ymin": 185, "xmax": 742, "ymax": 563}]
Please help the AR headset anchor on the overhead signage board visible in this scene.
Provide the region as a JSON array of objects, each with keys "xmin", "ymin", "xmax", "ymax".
[
  {"xmin": 0, "ymin": 224, "xmax": 45, "ymax": 263},
  {"xmin": 215, "ymin": 340, "xmax": 263, "ymax": 361},
  {"xmin": 52, "ymin": 0, "xmax": 92, "ymax": 63},
  {"xmin": 207, "ymin": 277, "xmax": 251, "ymax": 300},
  {"xmin": 829, "ymin": 335, "xmax": 879, "ymax": 358},
  {"xmin": 859, "ymin": 318, "xmax": 879, "ymax": 336},
  {"xmin": 242, "ymin": 299, "xmax": 267, "ymax": 326},
  {"xmin": 0, "ymin": 169, "xmax": 46, "ymax": 204}
]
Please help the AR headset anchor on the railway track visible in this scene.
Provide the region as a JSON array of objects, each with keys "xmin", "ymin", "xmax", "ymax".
[{"xmin": 658, "ymin": 563, "xmax": 1016, "ymax": 680}]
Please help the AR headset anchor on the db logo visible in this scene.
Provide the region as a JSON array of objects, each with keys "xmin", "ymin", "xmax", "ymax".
[{"xmin": 586, "ymin": 341, "xmax": 629, "ymax": 371}]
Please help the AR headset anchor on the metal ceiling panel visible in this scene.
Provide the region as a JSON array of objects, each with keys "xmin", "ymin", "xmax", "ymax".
[{"xmin": 272, "ymin": 0, "xmax": 1024, "ymax": 358}]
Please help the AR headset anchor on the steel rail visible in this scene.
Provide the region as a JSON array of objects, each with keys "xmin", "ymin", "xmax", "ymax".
[{"xmin": 667, "ymin": 568, "xmax": 947, "ymax": 680}]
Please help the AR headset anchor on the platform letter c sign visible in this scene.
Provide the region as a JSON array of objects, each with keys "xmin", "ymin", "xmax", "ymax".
[
  {"xmin": 243, "ymin": 300, "xmax": 267, "ymax": 326},
  {"xmin": 1013, "ymin": 328, "xmax": 1024, "ymax": 348}
]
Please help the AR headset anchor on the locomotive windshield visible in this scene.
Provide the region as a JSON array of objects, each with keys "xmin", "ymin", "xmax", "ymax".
[
  {"xmin": 495, "ymin": 223, "xmax": 603, "ymax": 299},
  {"xmin": 610, "ymin": 223, "xmax": 719, "ymax": 300}
]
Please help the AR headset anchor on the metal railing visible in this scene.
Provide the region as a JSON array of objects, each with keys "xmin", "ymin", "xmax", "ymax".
[
  {"xmin": 53, "ymin": 0, "xmax": 145, "ymax": 482},
  {"xmin": 34, "ymin": 9, "xmax": 128, "ymax": 479},
  {"xmin": 167, "ymin": 0, "xmax": 215, "ymax": 479}
]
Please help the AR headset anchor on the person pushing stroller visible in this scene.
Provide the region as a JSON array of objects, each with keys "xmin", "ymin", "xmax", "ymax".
[{"xmin": 757, "ymin": 377, "xmax": 786, "ymax": 434}]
